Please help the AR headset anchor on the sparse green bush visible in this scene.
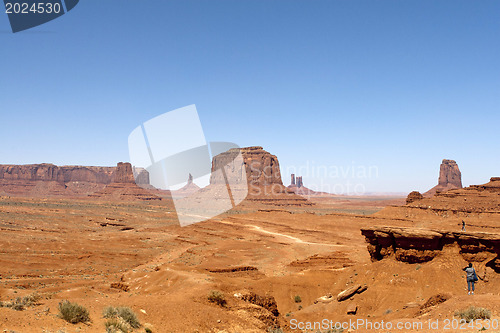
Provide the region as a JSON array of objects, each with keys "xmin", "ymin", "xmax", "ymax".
[
  {"xmin": 144, "ymin": 328, "xmax": 152, "ymax": 333},
  {"xmin": 58, "ymin": 300, "xmax": 90, "ymax": 324},
  {"xmin": 455, "ymin": 306, "xmax": 491, "ymax": 322},
  {"xmin": 267, "ymin": 327, "xmax": 284, "ymax": 333},
  {"xmin": 1, "ymin": 293, "xmax": 41, "ymax": 311},
  {"xmin": 105, "ymin": 317, "xmax": 130, "ymax": 333},
  {"xmin": 103, "ymin": 306, "xmax": 140, "ymax": 330},
  {"xmin": 207, "ymin": 290, "xmax": 226, "ymax": 306},
  {"xmin": 294, "ymin": 295, "xmax": 302, "ymax": 303},
  {"xmin": 103, "ymin": 305, "xmax": 119, "ymax": 318}
]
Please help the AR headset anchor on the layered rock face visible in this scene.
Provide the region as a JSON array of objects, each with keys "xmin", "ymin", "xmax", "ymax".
[
  {"xmin": 114, "ymin": 162, "xmax": 135, "ymax": 183},
  {"xmin": 203, "ymin": 146, "xmax": 310, "ymax": 206},
  {"xmin": 210, "ymin": 146, "xmax": 283, "ymax": 187},
  {"xmin": 406, "ymin": 191, "xmax": 424, "ymax": 204},
  {"xmin": 0, "ymin": 162, "xmax": 149, "ymax": 197},
  {"xmin": 89, "ymin": 162, "xmax": 161, "ymax": 201},
  {"xmin": 361, "ymin": 226, "xmax": 500, "ymax": 271},
  {"xmin": 425, "ymin": 159, "xmax": 462, "ymax": 196},
  {"xmin": 0, "ymin": 164, "xmax": 65, "ymax": 182}
]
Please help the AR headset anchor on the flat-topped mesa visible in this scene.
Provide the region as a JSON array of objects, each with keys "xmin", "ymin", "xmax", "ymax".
[
  {"xmin": 0, "ymin": 163, "xmax": 65, "ymax": 182},
  {"xmin": 206, "ymin": 146, "xmax": 311, "ymax": 206},
  {"xmin": 424, "ymin": 159, "xmax": 462, "ymax": 197},
  {"xmin": 209, "ymin": 146, "xmax": 283, "ymax": 187}
]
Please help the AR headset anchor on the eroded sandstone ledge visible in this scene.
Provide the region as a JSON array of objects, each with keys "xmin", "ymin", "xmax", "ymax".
[{"xmin": 361, "ymin": 226, "xmax": 500, "ymax": 271}]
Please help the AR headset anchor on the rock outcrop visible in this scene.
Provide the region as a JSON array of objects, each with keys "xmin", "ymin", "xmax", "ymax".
[
  {"xmin": 361, "ymin": 226, "xmax": 500, "ymax": 270},
  {"xmin": 287, "ymin": 174, "xmax": 328, "ymax": 197},
  {"xmin": 113, "ymin": 162, "xmax": 135, "ymax": 183},
  {"xmin": 406, "ymin": 191, "xmax": 424, "ymax": 204},
  {"xmin": 425, "ymin": 159, "xmax": 462, "ymax": 196},
  {"xmin": 377, "ymin": 177, "xmax": 500, "ymax": 221},
  {"xmin": 0, "ymin": 163, "xmax": 151, "ymax": 197},
  {"xmin": 171, "ymin": 173, "xmax": 201, "ymax": 199},
  {"xmin": 210, "ymin": 146, "xmax": 283, "ymax": 187},
  {"xmin": 206, "ymin": 146, "xmax": 310, "ymax": 206},
  {"xmin": 89, "ymin": 162, "xmax": 161, "ymax": 201}
]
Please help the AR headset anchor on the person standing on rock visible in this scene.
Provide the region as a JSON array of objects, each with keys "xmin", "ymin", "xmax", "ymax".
[
  {"xmin": 462, "ymin": 220, "xmax": 466, "ymax": 231},
  {"xmin": 463, "ymin": 263, "xmax": 477, "ymax": 295}
]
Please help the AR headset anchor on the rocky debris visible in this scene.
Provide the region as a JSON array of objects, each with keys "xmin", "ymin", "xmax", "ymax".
[
  {"xmin": 241, "ymin": 292, "xmax": 280, "ymax": 317},
  {"xmin": 236, "ymin": 291, "xmax": 281, "ymax": 328},
  {"xmin": 406, "ymin": 191, "xmax": 424, "ymax": 204},
  {"xmin": 289, "ymin": 252, "xmax": 354, "ymax": 270},
  {"xmin": 314, "ymin": 294, "xmax": 334, "ymax": 304},
  {"xmin": 425, "ymin": 159, "xmax": 462, "ymax": 196},
  {"xmin": 419, "ymin": 293, "xmax": 451, "ymax": 313},
  {"xmin": 361, "ymin": 226, "xmax": 500, "ymax": 268},
  {"xmin": 337, "ymin": 284, "xmax": 367, "ymax": 302},
  {"xmin": 403, "ymin": 302, "xmax": 420, "ymax": 309},
  {"xmin": 110, "ymin": 282, "xmax": 130, "ymax": 292},
  {"xmin": 208, "ymin": 266, "xmax": 258, "ymax": 273},
  {"xmin": 346, "ymin": 303, "xmax": 358, "ymax": 315}
]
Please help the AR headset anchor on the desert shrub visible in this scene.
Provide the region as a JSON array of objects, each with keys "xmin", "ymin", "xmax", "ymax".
[
  {"xmin": 294, "ymin": 295, "xmax": 302, "ymax": 303},
  {"xmin": 58, "ymin": 300, "xmax": 90, "ymax": 324},
  {"xmin": 105, "ymin": 317, "xmax": 130, "ymax": 333},
  {"xmin": 116, "ymin": 307, "xmax": 140, "ymax": 329},
  {"xmin": 103, "ymin": 306, "xmax": 119, "ymax": 318},
  {"xmin": 1, "ymin": 293, "xmax": 41, "ymax": 311},
  {"xmin": 455, "ymin": 306, "xmax": 491, "ymax": 322},
  {"xmin": 207, "ymin": 290, "xmax": 226, "ymax": 306},
  {"xmin": 144, "ymin": 328, "xmax": 152, "ymax": 333},
  {"xmin": 267, "ymin": 327, "xmax": 284, "ymax": 333},
  {"xmin": 103, "ymin": 306, "xmax": 140, "ymax": 329}
]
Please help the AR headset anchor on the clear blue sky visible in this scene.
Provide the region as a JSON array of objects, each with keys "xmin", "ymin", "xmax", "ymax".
[{"xmin": 1, "ymin": 0, "xmax": 499, "ymax": 194}]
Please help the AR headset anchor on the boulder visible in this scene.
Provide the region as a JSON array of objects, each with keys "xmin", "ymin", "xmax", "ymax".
[
  {"xmin": 346, "ymin": 302, "xmax": 358, "ymax": 315},
  {"xmin": 406, "ymin": 191, "xmax": 423, "ymax": 204},
  {"xmin": 337, "ymin": 284, "xmax": 367, "ymax": 302}
]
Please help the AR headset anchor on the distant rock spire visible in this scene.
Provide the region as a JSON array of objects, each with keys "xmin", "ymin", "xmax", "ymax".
[{"xmin": 187, "ymin": 173, "xmax": 193, "ymax": 185}]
